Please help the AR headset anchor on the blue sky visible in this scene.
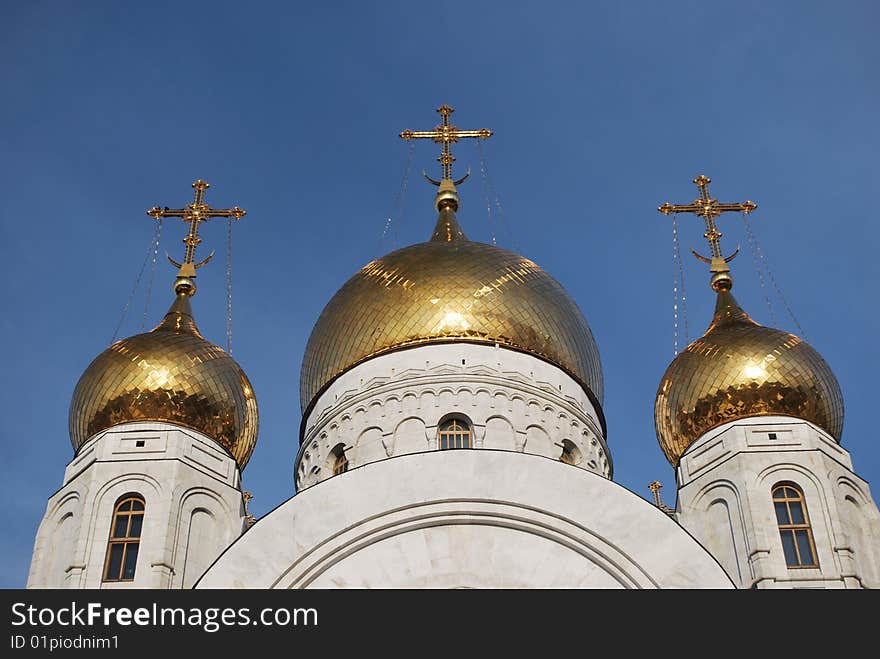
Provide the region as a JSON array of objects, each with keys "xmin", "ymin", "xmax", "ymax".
[{"xmin": 1, "ymin": 1, "xmax": 877, "ymax": 588}]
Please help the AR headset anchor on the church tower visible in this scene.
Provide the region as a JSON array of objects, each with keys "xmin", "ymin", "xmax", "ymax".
[
  {"xmin": 655, "ymin": 176, "xmax": 880, "ymax": 589},
  {"xmin": 27, "ymin": 181, "xmax": 258, "ymax": 589}
]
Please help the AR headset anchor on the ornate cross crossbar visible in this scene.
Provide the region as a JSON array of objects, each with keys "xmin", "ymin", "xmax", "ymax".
[
  {"xmin": 400, "ymin": 105, "xmax": 492, "ymax": 183},
  {"xmin": 658, "ymin": 174, "xmax": 756, "ymax": 264},
  {"xmin": 147, "ymin": 180, "xmax": 246, "ymax": 281}
]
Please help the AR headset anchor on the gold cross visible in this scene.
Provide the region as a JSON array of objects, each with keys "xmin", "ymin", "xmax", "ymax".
[
  {"xmin": 400, "ymin": 105, "xmax": 492, "ymax": 183},
  {"xmin": 658, "ymin": 175, "xmax": 756, "ymax": 265},
  {"xmin": 648, "ymin": 481, "xmax": 663, "ymax": 507},
  {"xmin": 147, "ymin": 180, "xmax": 246, "ymax": 280},
  {"xmin": 648, "ymin": 481, "xmax": 674, "ymax": 515},
  {"xmin": 243, "ymin": 490, "xmax": 256, "ymax": 527}
]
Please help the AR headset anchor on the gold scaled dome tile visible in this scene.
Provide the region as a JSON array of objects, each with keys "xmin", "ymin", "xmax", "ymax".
[
  {"xmin": 69, "ymin": 293, "xmax": 259, "ymax": 469},
  {"xmin": 654, "ymin": 288, "xmax": 843, "ymax": 466},
  {"xmin": 300, "ymin": 208, "xmax": 603, "ymax": 413}
]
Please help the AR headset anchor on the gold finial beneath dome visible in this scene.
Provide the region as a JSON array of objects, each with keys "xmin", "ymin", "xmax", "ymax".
[
  {"xmin": 659, "ymin": 175, "xmax": 757, "ymax": 290},
  {"xmin": 430, "ymin": 203, "xmax": 468, "ymax": 243},
  {"xmin": 147, "ymin": 180, "xmax": 247, "ymax": 296},
  {"xmin": 400, "ymin": 105, "xmax": 493, "ymax": 212}
]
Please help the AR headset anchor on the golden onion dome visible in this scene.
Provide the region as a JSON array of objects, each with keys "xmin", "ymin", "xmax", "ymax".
[
  {"xmin": 69, "ymin": 292, "xmax": 259, "ymax": 469},
  {"xmin": 300, "ymin": 205, "xmax": 603, "ymax": 415},
  {"xmin": 654, "ymin": 284, "xmax": 843, "ymax": 466}
]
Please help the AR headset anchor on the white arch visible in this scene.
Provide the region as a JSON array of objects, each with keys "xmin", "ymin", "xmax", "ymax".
[{"xmin": 199, "ymin": 451, "xmax": 732, "ymax": 589}]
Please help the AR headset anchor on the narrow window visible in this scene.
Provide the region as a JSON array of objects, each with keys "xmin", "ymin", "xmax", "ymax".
[
  {"xmin": 438, "ymin": 418, "xmax": 471, "ymax": 450},
  {"xmin": 103, "ymin": 494, "xmax": 145, "ymax": 582},
  {"xmin": 772, "ymin": 483, "xmax": 818, "ymax": 568},
  {"xmin": 331, "ymin": 444, "xmax": 349, "ymax": 476}
]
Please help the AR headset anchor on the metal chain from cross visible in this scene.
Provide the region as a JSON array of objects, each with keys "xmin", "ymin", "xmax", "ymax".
[
  {"xmin": 658, "ymin": 175, "xmax": 756, "ymax": 289},
  {"xmin": 147, "ymin": 180, "xmax": 246, "ymax": 293},
  {"xmin": 400, "ymin": 104, "xmax": 492, "ymax": 184}
]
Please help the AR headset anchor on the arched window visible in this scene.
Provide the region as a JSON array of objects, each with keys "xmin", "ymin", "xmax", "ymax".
[
  {"xmin": 103, "ymin": 494, "xmax": 145, "ymax": 582},
  {"xmin": 560, "ymin": 440, "xmax": 581, "ymax": 466},
  {"xmin": 772, "ymin": 483, "xmax": 818, "ymax": 568},
  {"xmin": 331, "ymin": 444, "xmax": 349, "ymax": 476},
  {"xmin": 438, "ymin": 418, "xmax": 471, "ymax": 450}
]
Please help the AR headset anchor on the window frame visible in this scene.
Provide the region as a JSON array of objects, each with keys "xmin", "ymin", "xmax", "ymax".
[
  {"xmin": 772, "ymin": 483, "xmax": 819, "ymax": 569},
  {"xmin": 102, "ymin": 494, "xmax": 145, "ymax": 583},
  {"xmin": 437, "ymin": 417, "xmax": 472, "ymax": 450}
]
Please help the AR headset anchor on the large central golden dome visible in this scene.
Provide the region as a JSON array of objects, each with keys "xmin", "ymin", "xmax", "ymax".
[
  {"xmin": 654, "ymin": 285, "xmax": 843, "ymax": 466},
  {"xmin": 300, "ymin": 207, "xmax": 603, "ymax": 412},
  {"xmin": 69, "ymin": 293, "xmax": 259, "ymax": 469}
]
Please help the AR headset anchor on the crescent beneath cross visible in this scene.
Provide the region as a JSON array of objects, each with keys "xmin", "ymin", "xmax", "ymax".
[
  {"xmin": 691, "ymin": 246, "xmax": 739, "ymax": 264},
  {"xmin": 423, "ymin": 171, "xmax": 442, "ymax": 186},
  {"xmin": 167, "ymin": 250, "xmax": 215, "ymax": 270},
  {"xmin": 193, "ymin": 251, "xmax": 215, "ymax": 269}
]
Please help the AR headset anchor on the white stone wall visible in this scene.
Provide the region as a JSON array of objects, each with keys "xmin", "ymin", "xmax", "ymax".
[
  {"xmin": 297, "ymin": 344, "xmax": 609, "ymax": 489},
  {"xmin": 27, "ymin": 422, "xmax": 248, "ymax": 589},
  {"xmin": 199, "ymin": 451, "xmax": 733, "ymax": 589},
  {"xmin": 676, "ymin": 416, "xmax": 880, "ymax": 589}
]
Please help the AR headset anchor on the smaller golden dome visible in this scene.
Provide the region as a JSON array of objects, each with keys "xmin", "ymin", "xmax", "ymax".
[
  {"xmin": 654, "ymin": 287, "xmax": 843, "ymax": 466},
  {"xmin": 69, "ymin": 293, "xmax": 259, "ymax": 469}
]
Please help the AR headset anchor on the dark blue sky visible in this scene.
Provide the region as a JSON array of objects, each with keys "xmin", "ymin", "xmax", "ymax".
[{"xmin": 2, "ymin": 1, "xmax": 877, "ymax": 587}]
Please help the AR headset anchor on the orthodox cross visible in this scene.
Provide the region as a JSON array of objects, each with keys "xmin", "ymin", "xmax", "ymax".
[
  {"xmin": 658, "ymin": 175, "xmax": 756, "ymax": 266},
  {"xmin": 147, "ymin": 180, "xmax": 246, "ymax": 279},
  {"xmin": 400, "ymin": 105, "xmax": 492, "ymax": 184}
]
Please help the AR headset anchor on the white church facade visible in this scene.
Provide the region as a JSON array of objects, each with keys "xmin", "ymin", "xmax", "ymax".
[{"xmin": 26, "ymin": 110, "xmax": 880, "ymax": 589}]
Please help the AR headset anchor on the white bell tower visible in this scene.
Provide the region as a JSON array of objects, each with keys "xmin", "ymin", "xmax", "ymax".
[
  {"xmin": 27, "ymin": 422, "xmax": 249, "ymax": 589},
  {"xmin": 655, "ymin": 174, "xmax": 880, "ymax": 589},
  {"xmin": 28, "ymin": 180, "xmax": 258, "ymax": 589},
  {"xmin": 675, "ymin": 417, "xmax": 880, "ymax": 588}
]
